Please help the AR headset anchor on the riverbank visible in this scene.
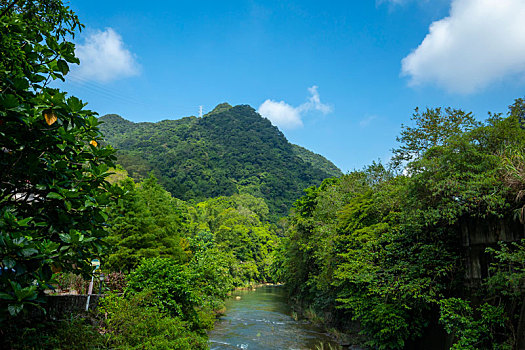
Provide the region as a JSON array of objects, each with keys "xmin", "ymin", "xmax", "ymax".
[
  {"xmin": 231, "ymin": 282, "xmax": 283, "ymax": 291},
  {"xmin": 289, "ymin": 301, "xmax": 367, "ymax": 350}
]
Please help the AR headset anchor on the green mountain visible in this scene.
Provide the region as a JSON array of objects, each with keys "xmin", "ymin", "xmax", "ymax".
[
  {"xmin": 99, "ymin": 104, "xmax": 341, "ymax": 219},
  {"xmin": 291, "ymin": 144, "xmax": 343, "ymax": 178}
]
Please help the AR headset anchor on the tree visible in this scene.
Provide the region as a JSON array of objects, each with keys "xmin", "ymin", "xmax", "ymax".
[
  {"xmin": 105, "ymin": 175, "xmax": 187, "ymax": 272},
  {"xmin": 190, "ymin": 194, "xmax": 279, "ymax": 283},
  {"xmin": 0, "ymin": 0, "xmax": 116, "ymax": 320},
  {"xmin": 391, "ymin": 107, "xmax": 480, "ymax": 169},
  {"xmin": 278, "ymin": 100, "xmax": 525, "ymax": 349}
]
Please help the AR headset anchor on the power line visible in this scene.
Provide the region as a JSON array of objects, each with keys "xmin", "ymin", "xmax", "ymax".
[
  {"xmin": 53, "ymin": 74, "xmax": 203, "ymax": 119},
  {"xmin": 65, "ymin": 74, "xmax": 144, "ymax": 106}
]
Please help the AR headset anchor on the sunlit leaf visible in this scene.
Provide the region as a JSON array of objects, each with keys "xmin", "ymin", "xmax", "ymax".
[{"xmin": 43, "ymin": 109, "xmax": 57, "ymax": 125}]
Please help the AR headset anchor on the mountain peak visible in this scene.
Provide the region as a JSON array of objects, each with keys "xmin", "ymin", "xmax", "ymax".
[
  {"xmin": 204, "ymin": 103, "xmax": 232, "ymax": 117},
  {"xmin": 99, "ymin": 114, "xmax": 130, "ymax": 124},
  {"xmin": 99, "ymin": 105, "xmax": 341, "ymax": 220}
]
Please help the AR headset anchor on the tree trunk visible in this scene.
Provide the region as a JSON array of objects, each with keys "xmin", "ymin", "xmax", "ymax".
[{"xmin": 516, "ymin": 296, "xmax": 525, "ymax": 350}]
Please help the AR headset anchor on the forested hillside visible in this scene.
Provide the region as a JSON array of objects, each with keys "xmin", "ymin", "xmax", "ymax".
[
  {"xmin": 99, "ymin": 104, "xmax": 341, "ymax": 219},
  {"xmin": 291, "ymin": 144, "xmax": 343, "ymax": 178}
]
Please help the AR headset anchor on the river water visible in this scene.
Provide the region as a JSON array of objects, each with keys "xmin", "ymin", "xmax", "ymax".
[{"xmin": 208, "ymin": 285, "xmax": 342, "ymax": 350}]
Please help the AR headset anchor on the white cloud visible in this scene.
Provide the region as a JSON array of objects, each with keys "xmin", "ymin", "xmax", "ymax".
[
  {"xmin": 258, "ymin": 100, "xmax": 303, "ymax": 128},
  {"xmin": 359, "ymin": 115, "xmax": 377, "ymax": 127},
  {"xmin": 297, "ymin": 86, "xmax": 333, "ymax": 114},
  {"xmin": 401, "ymin": 0, "xmax": 525, "ymax": 94},
  {"xmin": 73, "ymin": 28, "xmax": 140, "ymax": 83},
  {"xmin": 258, "ymin": 86, "xmax": 332, "ymax": 129}
]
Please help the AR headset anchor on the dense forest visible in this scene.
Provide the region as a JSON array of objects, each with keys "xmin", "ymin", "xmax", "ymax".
[
  {"xmin": 104, "ymin": 170, "xmax": 280, "ymax": 284},
  {"xmin": 99, "ymin": 104, "xmax": 342, "ymax": 220},
  {"xmin": 1, "ymin": 1, "xmax": 525, "ymax": 350},
  {"xmin": 275, "ymin": 104, "xmax": 525, "ymax": 349}
]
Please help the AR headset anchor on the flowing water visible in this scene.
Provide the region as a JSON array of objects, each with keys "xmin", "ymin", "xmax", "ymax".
[{"xmin": 208, "ymin": 285, "xmax": 342, "ymax": 350}]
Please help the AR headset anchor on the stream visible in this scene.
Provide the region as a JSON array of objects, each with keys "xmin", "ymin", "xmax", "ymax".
[{"xmin": 208, "ymin": 285, "xmax": 342, "ymax": 350}]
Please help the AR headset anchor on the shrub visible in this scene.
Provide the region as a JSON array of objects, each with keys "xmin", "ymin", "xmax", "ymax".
[
  {"xmin": 439, "ymin": 298, "xmax": 510, "ymax": 350},
  {"xmin": 0, "ymin": 315, "xmax": 105, "ymax": 349},
  {"xmin": 100, "ymin": 291, "xmax": 207, "ymax": 350},
  {"xmin": 126, "ymin": 258, "xmax": 199, "ymax": 319}
]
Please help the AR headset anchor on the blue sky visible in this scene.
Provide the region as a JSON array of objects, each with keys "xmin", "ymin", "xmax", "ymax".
[{"xmin": 60, "ymin": 0, "xmax": 525, "ymax": 173}]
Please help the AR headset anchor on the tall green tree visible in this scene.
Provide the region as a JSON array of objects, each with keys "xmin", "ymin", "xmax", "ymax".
[
  {"xmin": 0, "ymin": 0, "xmax": 116, "ymax": 320},
  {"xmin": 392, "ymin": 107, "xmax": 480, "ymax": 168},
  {"xmin": 106, "ymin": 175, "xmax": 187, "ymax": 272}
]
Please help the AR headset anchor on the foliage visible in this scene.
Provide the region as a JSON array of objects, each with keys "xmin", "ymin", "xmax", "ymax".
[
  {"xmin": 392, "ymin": 107, "xmax": 480, "ymax": 168},
  {"xmin": 100, "ymin": 291, "xmax": 207, "ymax": 350},
  {"xmin": 186, "ymin": 193, "xmax": 280, "ymax": 284},
  {"xmin": 126, "ymin": 258, "xmax": 199, "ymax": 319},
  {"xmin": 0, "ymin": 314, "xmax": 106, "ymax": 349},
  {"xmin": 483, "ymin": 239, "xmax": 525, "ymax": 349},
  {"xmin": 124, "ymin": 255, "xmax": 236, "ymax": 334},
  {"xmin": 105, "ymin": 174, "xmax": 186, "ymax": 272},
  {"xmin": 54, "ymin": 272, "xmax": 75, "ymax": 292},
  {"xmin": 277, "ymin": 99, "xmax": 525, "ymax": 349},
  {"xmin": 486, "ymin": 240, "xmax": 525, "ymax": 297},
  {"xmin": 202, "ymin": 102, "xmax": 233, "ymax": 117},
  {"xmin": 439, "ymin": 298, "xmax": 509, "ymax": 350},
  {"xmin": 0, "ymin": 0, "xmax": 116, "ymax": 320},
  {"xmin": 104, "ymin": 172, "xmax": 277, "ymax": 285},
  {"xmin": 187, "ymin": 239, "xmax": 235, "ymax": 308},
  {"xmin": 291, "ymin": 144, "xmax": 343, "ymax": 178},
  {"xmin": 99, "ymin": 105, "xmax": 340, "ymax": 220}
]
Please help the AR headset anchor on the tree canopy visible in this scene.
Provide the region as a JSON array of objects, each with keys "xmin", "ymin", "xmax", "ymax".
[
  {"xmin": 275, "ymin": 100, "xmax": 525, "ymax": 349},
  {"xmin": 0, "ymin": 0, "xmax": 116, "ymax": 320}
]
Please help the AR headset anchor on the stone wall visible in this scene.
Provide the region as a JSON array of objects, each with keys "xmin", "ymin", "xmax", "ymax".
[
  {"xmin": 460, "ymin": 217, "xmax": 525, "ymax": 286},
  {"xmin": 30, "ymin": 294, "xmax": 103, "ymax": 320}
]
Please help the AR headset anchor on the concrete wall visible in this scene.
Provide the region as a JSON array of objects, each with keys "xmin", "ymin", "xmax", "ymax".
[{"xmin": 461, "ymin": 217, "xmax": 525, "ymax": 285}]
